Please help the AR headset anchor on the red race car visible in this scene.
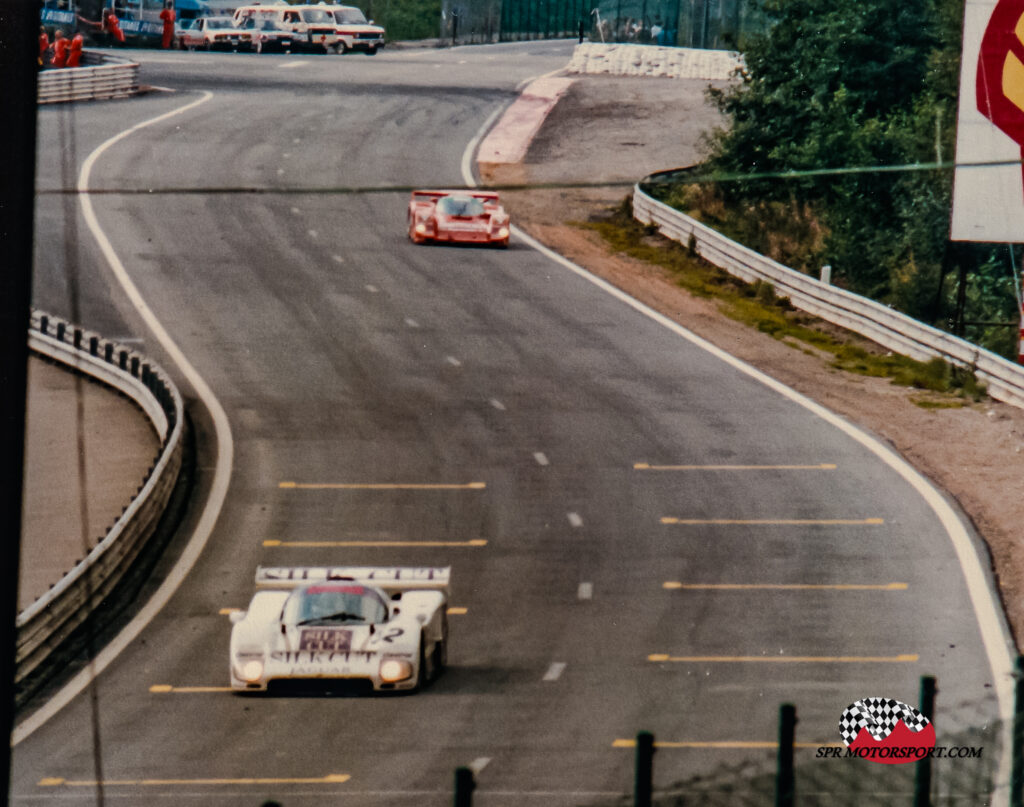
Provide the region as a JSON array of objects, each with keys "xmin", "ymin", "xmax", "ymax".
[{"xmin": 407, "ymin": 190, "xmax": 511, "ymax": 247}]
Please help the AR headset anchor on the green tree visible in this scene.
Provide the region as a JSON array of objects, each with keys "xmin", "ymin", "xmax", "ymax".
[{"xmin": 704, "ymin": 0, "xmax": 952, "ymax": 300}]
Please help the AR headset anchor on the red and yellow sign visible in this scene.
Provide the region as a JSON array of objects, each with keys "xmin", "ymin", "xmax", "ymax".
[{"xmin": 978, "ymin": 0, "xmax": 1024, "ymax": 177}]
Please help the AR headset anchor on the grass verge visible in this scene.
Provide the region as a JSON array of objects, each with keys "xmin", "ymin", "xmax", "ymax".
[{"xmin": 582, "ymin": 200, "xmax": 986, "ymax": 403}]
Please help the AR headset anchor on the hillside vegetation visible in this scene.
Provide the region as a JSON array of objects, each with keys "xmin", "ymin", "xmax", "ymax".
[{"xmin": 655, "ymin": 0, "xmax": 1021, "ymax": 358}]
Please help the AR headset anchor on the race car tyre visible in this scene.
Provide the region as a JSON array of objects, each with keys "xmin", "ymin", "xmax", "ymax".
[
  {"xmin": 432, "ymin": 613, "xmax": 448, "ymax": 675},
  {"xmin": 338, "ymin": 41, "xmax": 350, "ymax": 54},
  {"xmin": 413, "ymin": 632, "xmax": 427, "ymax": 690}
]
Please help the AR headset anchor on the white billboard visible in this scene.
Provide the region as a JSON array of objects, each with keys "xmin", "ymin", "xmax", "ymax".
[{"xmin": 951, "ymin": 0, "xmax": 1024, "ymax": 242}]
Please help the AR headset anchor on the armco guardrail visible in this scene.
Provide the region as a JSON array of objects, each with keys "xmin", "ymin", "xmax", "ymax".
[
  {"xmin": 17, "ymin": 311, "xmax": 184, "ymax": 687},
  {"xmin": 38, "ymin": 51, "xmax": 139, "ymax": 104},
  {"xmin": 633, "ymin": 184, "xmax": 1024, "ymax": 409}
]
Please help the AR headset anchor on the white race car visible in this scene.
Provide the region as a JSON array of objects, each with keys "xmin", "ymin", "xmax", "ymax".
[{"xmin": 229, "ymin": 566, "xmax": 449, "ymax": 693}]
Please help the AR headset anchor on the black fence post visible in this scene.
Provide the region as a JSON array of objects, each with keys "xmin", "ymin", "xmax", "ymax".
[
  {"xmin": 454, "ymin": 766, "xmax": 474, "ymax": 807},
  {"xmin": 915, "ymin": 675, "xmax": 936, "ymax": 807},
  {"xmin": 635, "ymin": 730, "xmax": 654, "ymax": 807},
  {"xmin": 1012, "ymin": 656, "xmax": 1024, "ymax": 806},
  {"xmin": 776, "ymin": 703, "xmax": 796, "ymax": 807}
]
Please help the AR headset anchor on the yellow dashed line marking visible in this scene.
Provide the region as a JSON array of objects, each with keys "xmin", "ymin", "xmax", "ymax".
[
  {"xmin": 149, "ymin": 685, "xmax": 233, "ymax": 693},
  {"xmin": 662, "ymin": 582, "xmax": 908, "ymax": 591},
  {"xmin": 263, "ymin": 539, "xmax": 487, "ymax": 548},
  {"xmin": 648, "ymin": 654, "xmax": 917, "ymax": 663},
  {"xmin": 219, "ymin": 607, "xmax": 242, "ymax": 615},
  {"xmin": 279, "ymin": 481, "xmax": 486, "ymax": 490},
  {"xmin": 635, "ymin": 463, "xmax": 837, "ymax": 471},
  {"xmin": 612, "ymin": 739, "xmax": 842, "ymax": 749},
  {"xmin": 447, "ymin": 607, "xmax": 468, "ymax": 615},
  {"xmin": 39, "ymin": 774, "xmax": 351, "ymax": 787},
  {"xmin": 660, "ymin": 517, "xmax": 884, "ymax": 526}
]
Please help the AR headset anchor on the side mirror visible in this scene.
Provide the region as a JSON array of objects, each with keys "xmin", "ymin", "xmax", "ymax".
[{"xmin": 229, "ymin": 610, "xmax": 246, "ymax": 624}]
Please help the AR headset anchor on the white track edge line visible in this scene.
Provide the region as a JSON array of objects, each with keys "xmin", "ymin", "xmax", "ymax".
[
  {"xmin": 461, "ymin": 106, "xmax": 1016, "ymax": 804},
  {"xmin": 14, "ymin": 90, "xmax": 234, "ymax": 746}
]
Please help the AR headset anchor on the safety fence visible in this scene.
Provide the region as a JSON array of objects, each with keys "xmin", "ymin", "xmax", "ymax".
[
  {"xmin": 632, "ymin": 183, "xmax": 1024, "ymax": 410},
  {"xmin": 444, "ymin": 678, "xmax": 1014, "ymax": 806},
  {"xmin": 16, "ymin": 311, "xmax": 184, "ymax": 696},
  {"xmin": 37, "ymin": 51, "xmax": 139, "ymax": 104},
  {"xmin": 435, "ymin": 0, "xmax": 767, "ymax": 46}
]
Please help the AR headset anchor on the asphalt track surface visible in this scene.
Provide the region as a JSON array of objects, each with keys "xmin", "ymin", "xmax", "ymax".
[{"xmin": 14, "ymin": 41, "xmax": 1015, "ymax": 805}]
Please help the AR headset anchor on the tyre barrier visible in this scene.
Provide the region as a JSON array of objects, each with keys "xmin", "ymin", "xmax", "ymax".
[
  {"xmin": 567, "ymin": 42, "xmax": 743, "ymax": 80},
  {"xmin": 16, "ymin": 310, "xmax": 184, "ymax": 686},
  {"xmin": 38, "ymin": 51, "xmax": 140, "ymax": 104},
  {"xmin": 632, "ymin": 184, "xmax": 1024, "ymax": 409}
]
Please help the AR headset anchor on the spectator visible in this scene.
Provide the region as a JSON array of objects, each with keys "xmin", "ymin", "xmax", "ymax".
[
  {"xmin": 159, "ymin": 1, "xmax": 175, "ymax": 49},
  {"xmin": 39, "ymin": 26, "xmax": 49, "ymax": 68},
  {"xmin": 51, "ymin": 30, "xmax": 69, "ymax": 67},
  {"xmin": 67, "ymin": 31, "xmax": 84, "ymax": 66}
]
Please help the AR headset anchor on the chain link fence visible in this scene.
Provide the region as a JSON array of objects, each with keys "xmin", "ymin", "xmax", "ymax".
[
  {"xmin": 428, "ymin": 0, "xmax": 766, "ymax": 48},
  {"xmin": 574, "ymin": 691, "xmax": 1010, "ymax": 807}
]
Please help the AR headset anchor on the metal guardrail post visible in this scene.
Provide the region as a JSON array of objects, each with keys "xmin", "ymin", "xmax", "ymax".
[
  {"xmin": 1011, "ymin": 656, "xmax": 1024, "ymax": 805},
  {"xmin": 454, "ymin": 765, "xmax": 475, "ymax": 807},
  {"xmin": 776, "ymin": 704, "xmax": 796, "ymax": 807},
  {"xmin": 635, "ymin": 730, "xmax": 654, "ymax": 807},
  {"xmin": 915, "ymin": 675, "xmax": 936, "ymax": 807}
]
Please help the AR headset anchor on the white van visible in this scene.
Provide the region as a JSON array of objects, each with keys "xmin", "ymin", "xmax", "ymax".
[
  {"xmin": 233, "ymin": 3, "xmax": 338, "ymax": 52},
  {"xmin": 325, "ymin": 5, "xmax": 384, "ymax": 54}
]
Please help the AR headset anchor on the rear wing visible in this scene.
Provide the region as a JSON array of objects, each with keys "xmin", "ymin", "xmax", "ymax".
[
  {"xmin": 410, "ymin": 189, "xmax": 500, "ymax": 203},
  {"xmin": 255, "ymin": 566, "xmax": 450, "ymax": 596}
]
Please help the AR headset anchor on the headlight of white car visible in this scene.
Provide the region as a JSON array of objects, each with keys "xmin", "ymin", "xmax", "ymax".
[
  {"xmin": 496, "ymin": 226, "xmax": 509, "ymax": 238},
  {"xmin": 379, "ymin": 659, "xmax": 413, "ymax": 683},
  {"xmin": 234, "ymin": 654, "xmax": 265, "ymax": 683}
]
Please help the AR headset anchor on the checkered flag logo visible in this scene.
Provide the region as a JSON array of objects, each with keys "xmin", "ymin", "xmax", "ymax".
[{"xmin": 839, "ymin": 698, "xmax": 930, "ymax": 747}]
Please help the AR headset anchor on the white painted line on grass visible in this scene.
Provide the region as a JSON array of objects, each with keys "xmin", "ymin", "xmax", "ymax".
[
  {"xmin": 489, "ymin": 398, "xmax": 506, "ymax": 410},
  {"xmin": 405, "ymin": 318, "xmax": 420, "ymax": 328},
  {"xmin": 468, "ymin": 758, "xmax": 491, "ymax": 775},
  {"xmin": 543, "ymin": 663, "xmax": 567, "ymax": 682},
  {"xmin": 332, "ymin": 255, "xmax": 345, "ymax": 264},
  {"xmin": 567, "ymin": 512, "xmax": 583, "ymax": 528},
  {"xmin": 446, "ymin": 356, "xmax": 462, "ymax": 367},
  {"xmin": 533, "ymin": 452, "xmax": 549, "ymax": 466},
  {"xmin": 365, "ymin": 284, "xmax": 379, "ymax": 293},
  {"xmin": 578, "ymin": 582, "xmax": 593, "ymax": 600}
]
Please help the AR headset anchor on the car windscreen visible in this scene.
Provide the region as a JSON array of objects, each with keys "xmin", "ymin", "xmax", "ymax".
[
  {"xmin": 205, "ymin": 18, "xmax": 235, "ymax": 28},
  {"xmin": 284, "ymin": 584, "xmax": 389, "ymax": 625},
  {"xmin": 333, "ymin": 8, "xmax": 368, "ymax": 23},
  {"xmin": 437, "ymin": 196, "xmax": 486, "ymax": 217},
  {"xmin": 300, "ymin": 9, "xmax": 334, "ymax": 23}
]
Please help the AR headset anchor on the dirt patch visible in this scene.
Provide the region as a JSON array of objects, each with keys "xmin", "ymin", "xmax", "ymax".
[{"xmin": 495, "ymin": 75, "xmax": 1024, "ymax": 647}]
